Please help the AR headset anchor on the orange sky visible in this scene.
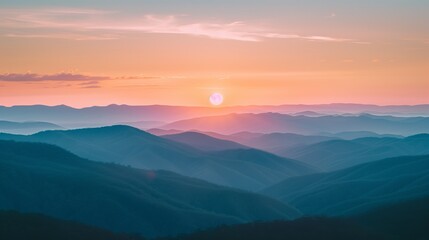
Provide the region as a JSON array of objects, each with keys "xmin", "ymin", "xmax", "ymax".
[{"xmin": 0, "ymin": 1, "xmax": 428, "ymax": 107}]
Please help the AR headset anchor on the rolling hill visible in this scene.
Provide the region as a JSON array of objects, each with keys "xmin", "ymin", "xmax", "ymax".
[
  {"xmin": 0, "ymin": 140, "xmax": 301, "ymax": 237},
  {"xmin": 280, "ymin": 134, "xmax": 429, "ymax": 170},
  {"xmin": 162, "ymin": 113, "xmax": 429, "ymax": 135},
  {"xmin": 164, "ymin": 196, "xmax": 429, "ymax": 240},
  {"xmin": 163, "ymin": 218, "xmax": 381, "ymax": 240},
  {"xmin": 261, "ymin": 154, "xmax": 429, "ymax": 216},
  {"xmin": 162, "ymin": 131, "xmax": 249, "ymax": 151},
  {"xmin": 0, "ymin": 210, "xmax": 145, "ymax": 240},
  {"xmin": 319, "ymin": 131, "xmax": 403, "ymax": 140},
  {"xmin": 235, "ymin": 132, "xmax": 337, "ymax": 154},
  {"xmin": 0, "ymin": 120, "xmax": 63, "ymax": 135},
  {"xmin": 0, "ymin": 126, "xmax": 315, "ymax": 191}
]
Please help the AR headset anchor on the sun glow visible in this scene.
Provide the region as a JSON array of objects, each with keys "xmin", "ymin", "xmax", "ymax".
[{"xmin": 209, "ymin": 92, "xmax": 224, "ymax": 106}]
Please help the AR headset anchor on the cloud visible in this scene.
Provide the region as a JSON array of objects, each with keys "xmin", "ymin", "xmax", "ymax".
[
  {"xmin": 0, "ymin": 73, "xmax": 109, "ymax": 82},
  {"xmin": 4, "ymin": 33, "xmax": 117, "ymax": 40},
  {"xmin": 0, "ymin": 8, "xmax": 363, "ymax": 43},
  {"xmin": 81, "ymin": 85, "xmax": 101, "ymax": 89}
]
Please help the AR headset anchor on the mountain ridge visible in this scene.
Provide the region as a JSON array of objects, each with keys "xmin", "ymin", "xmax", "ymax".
[
  {"xmin": 0, "ymin": 126, "xmax": 316, "ymax": 191},
  {"xmin": 261, "ymin": 154, "xmax": 429, "ymax": 216},
  {"xmin": 0, "ymin": 140, "xmax": 301, "ymax": 237}
]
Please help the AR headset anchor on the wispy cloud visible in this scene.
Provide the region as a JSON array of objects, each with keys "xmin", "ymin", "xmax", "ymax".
[
  {"xmin": 0, "ymin": 73, "xmax": 109, "ymax": 82},
  {"xmin": 0, "ymin": 73, "xmax": 181, "ymax": 83},
  {"xmin": 0, "ymin": 8, "xmax": 363, "ymax": 43},
  {"xmin": 4, "ymin": 33, "xmax": 117, "ymax": 40}
]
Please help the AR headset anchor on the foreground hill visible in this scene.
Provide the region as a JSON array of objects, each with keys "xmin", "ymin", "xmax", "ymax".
[
  {"xmin": 0, "ymin": 140, "xmax": 300, "ymax": 237},
  {"xmin": 162, "ymin": 113, "xmax": 429, "ymax": 135},
  {"xmin": 356, "ymin": 196, "xmax": 429, "ymax": 240},
  {"xmin": 164, "ymin": 196, "xmax": 429, "ymax": 240},
  {"xmin": 0, "ymin": 126, "xmax": 315, "ymax": 191},
  {"xmin": 261, "ymin": 154, "xmax": 429, "ymax": 216},
  {"xmin": 281, "ymin": 134, "xmax": 429, "ymax": 170},
  {"xmin": 0, "ymin": 120, "xmax": 62, "ymax": 135},
  {"xmin": 3, "ymin": 197, "xmax": 428, "ymax": 240},
  {"xmin": 0, "ymin": 211, "xmax": 145, "ymax": 240},
  {"xmin": 162, "ymin": 218, "xmax": 381, "ymax": 240},
  {"xmin": 162, "ymin": 132, "xmax": 249, "ymax": 151}
]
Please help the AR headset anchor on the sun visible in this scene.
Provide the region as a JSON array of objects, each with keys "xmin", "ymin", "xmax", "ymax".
[{"xmin": 209, "ymin": 92, "xmax": 224, "ymax": 106}]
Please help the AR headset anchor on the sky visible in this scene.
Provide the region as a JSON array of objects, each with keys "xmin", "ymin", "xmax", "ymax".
[{"xmin": 0, "ymin": 0, "xmax": 428, "ymax": 107}]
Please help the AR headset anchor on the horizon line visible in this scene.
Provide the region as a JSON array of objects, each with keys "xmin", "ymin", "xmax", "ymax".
[{"xmin": 1, "ymin": 102, "xmax": 429, "ymax": 109}]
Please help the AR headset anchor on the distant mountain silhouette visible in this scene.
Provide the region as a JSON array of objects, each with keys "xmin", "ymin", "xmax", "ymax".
[
  {"xmin": 164, "ymin": 196, "xmax": 429, "ymax": 240},
  {"xmin": 163, "ymin": 113, "xmax": 429, "ymax": 135},
  {"xmin": 0, "ymin": 126, "xmax": 316, "ymax": 191},
  {"xmin": 281, "ymin": 134, "xmax": 429, "ymax": 170},
  {"xmin": 1, "ymin": 104, "xmax": 428, "ymax": 127},
  {"xmin": 261, "ymin": 154, "xmax": 429, "ymax": 216},
  {"xmin": 0, "ymin": 140, "xmax": 301, "ymax": 237},
  {"xmin": 0, "ymin": 120, "xmax": 63, "ymax": 135},
  {"xmin": 162, "ymin": 132, "xmax": 249, "ymax": 151},
  {"xmin": 0, "ymin": 211, "xmax": 145, "ymax": 240}
]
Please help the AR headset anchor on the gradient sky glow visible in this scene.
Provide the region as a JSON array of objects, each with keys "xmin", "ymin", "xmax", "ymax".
[{"xmin": 0, "ymin": 0, "xmax": 428, "ymax": 107}]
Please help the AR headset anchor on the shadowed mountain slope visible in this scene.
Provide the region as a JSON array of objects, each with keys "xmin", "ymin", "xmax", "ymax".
[
  {"xmin": 0, "ymin": 126, "xmax": 316, "ymax": 191},
  {"xmin": 319, "ymin": 131, "xmax": 403, "ymax": 140},
  {"xmin": 236, "ymin": 132, "xmax": 337, "ymax": 154},
  {"xmin": 0, "ymin": 211, "xmax": 145, "ymax": 240},
  {"xmin": 280, "ymin": 134, "xmax": 429, "ymax": 170},
  {"xmin": 162, "ymin": 131, "xmax": 249, "ymax": 152},
  {"xmin": 261, "ymin": 154, "xmax": 429, "ymax": 216},
  {"xmin": 0, "ymin": 120, "xmax": 63, "ymax": 135},
  {"xmin": 0, "ymin": 140, "xmax": 301, "ymax": 237},
  {"xmin": 161, "ymin": 218, "xmax": 382, "ymax": 240},
  {"xmin": 163, "ymin": 196, "xmax": 429, "ymax": 240}
]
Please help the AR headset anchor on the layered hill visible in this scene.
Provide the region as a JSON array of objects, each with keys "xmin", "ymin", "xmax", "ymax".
[
  {"xmin": 262, "ymin": 154, "xmax": 429, "ymax": 216},
  {"xmin": 0, "ymin": 126, "xmax": 315, "ymax": 191},
  {"xmin": 162, "ymin": 132, "xmax": 249, "ymax": 152},
  {"xmin": 0, "ymin": 120, "xmax": 63, "ymax": 135},
  {"xmin": 235, "ymin": 132, "xmax": 336, "ymax": 154},
  {"xmin": 166, "ymin": 196, "xmax": 429, "ymax": 240},
  {"xmin": 0, "ymin": 140, "xmax": 301, "ymax": 237},
  {"xmin": 281, "ymin": 134, "xmax": 429, "ymax": 170},
  {"xmin": 0, "ymin": 211, "xmax": 145, "ymax": 240},
  {"xmin": 162, "ymin": 113, "xmax": 429, "ymax": 135}
]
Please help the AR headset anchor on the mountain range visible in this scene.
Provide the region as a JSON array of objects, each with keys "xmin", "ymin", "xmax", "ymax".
[
  {"xmin": 280, "ymin": 134, "xmax": 429, "ymax": 170},
  {"xmin": 0, "ymin": 126, "xmax": 316, "ymax": 191},
  {"xmin": 162, "ymin": 132, "xmax": 249, "ymax": 152},
  {"xmin": 0, "ymin": 120, "xmax": 63, "ymax": 135},
  {"xmin": 0, "ymin": 210, "xmax": 145, "ymax": 240},
  {"xmin": 1, "ymin": 104, "xmax": 428, "ymax": 127},
  {"xmin": 163, "ymin": 113, "xmax": 429, "ymax": 135},
  {"xmin": 4, "ymin": 195, "xmax": 429, "ymax": 240},
  {"xmin": 261, "ymin": 154, "xmax": 429, "ymax": 216},
  {"xmin": 165, "ymin": 196, "xmax": 429, "ymax": 240},
  {"xmin": 0, "ymin": 140, "xmax": 301, "ymax": 237}
]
